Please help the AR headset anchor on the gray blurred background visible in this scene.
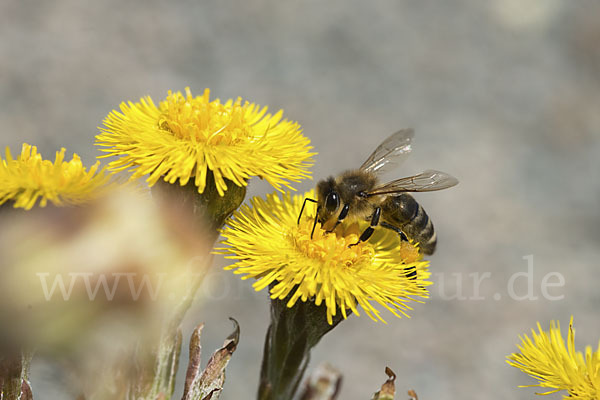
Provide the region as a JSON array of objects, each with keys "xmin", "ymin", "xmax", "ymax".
[{"xmin": 2, "ymin": 0, "xmax": 599, "ymax": 399}]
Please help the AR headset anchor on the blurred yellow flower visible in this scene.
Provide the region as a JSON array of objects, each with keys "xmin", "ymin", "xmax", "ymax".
[
  {"xmin": 219, "ymin": 190, "xmax": 431, "ymax": 324},
  {"xmin": 0, "ymin": 144, "xmax": 110, "ymax": 210},
  {"xmin": 96, "ymin": 88, "xmax": 314, "ymax": 196},
  {"xmin": 507, "ymin": 317, "xmax": 600, "ymax": 399}
]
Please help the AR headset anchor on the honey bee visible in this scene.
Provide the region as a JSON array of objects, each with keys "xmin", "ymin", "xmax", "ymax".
[{"xmin": 298, "ymin": 129, "xmax": 458, "ymax": 255}]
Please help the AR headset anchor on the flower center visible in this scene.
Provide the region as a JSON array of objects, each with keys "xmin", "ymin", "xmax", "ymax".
[
  {"xmin": 291, "ymin": 219, "xmax": 375, "ymax": 268},
  {"xmin": 158, "ymin": 88, "xmax": 253, "ymax": 145}
]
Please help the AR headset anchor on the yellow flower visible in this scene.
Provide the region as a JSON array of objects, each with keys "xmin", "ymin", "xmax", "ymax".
[
  {"xmin": 96, "ymin": 88, "xmax": 314, "ymax": 196},
  {"xmin": 219, "ymin": 190, "xmax": 431, "ymax": 324},
  {"xmin": 0, "ymin": 144, "xmax": 110, "ymax": 210},
  {"xmin": 507, "ymin": 317, "xmax": 600, "ymax": 399}
]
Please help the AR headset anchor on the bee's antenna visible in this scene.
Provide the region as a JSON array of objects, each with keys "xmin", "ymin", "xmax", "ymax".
[
  {"xmin": 298, "ymin": 198, "xmax": 318, "ymax": 225},
  {"xmin": 311, "ymin": 206, "xmax": 320, "ymax": 239}
]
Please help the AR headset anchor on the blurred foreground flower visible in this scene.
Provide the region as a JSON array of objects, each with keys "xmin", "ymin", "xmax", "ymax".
[
  {"xmin": 507, "ymin": 317, "xmax": 600, "ymax": 399},
  {"xmin": 0, "ymin": 188, "xmax": 211, "ymax": 397},
  {"xmin": 96, "ymin": 87, "xmax": 314, "ymax": 196},
  {"xmin": 220, "ymin": 190, "xmax": 431, "ymax": 324},
  {"xmin": 220, "ymin": 189, "xmax": 431, "ymax": 400},
  {"xmin": 0, "ymin": 144, "xmax": 110, "ymax": 210}
]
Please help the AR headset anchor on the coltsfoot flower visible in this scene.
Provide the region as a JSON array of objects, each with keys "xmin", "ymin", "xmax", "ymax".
[
  {"xmin": 219, "ymin": 190, "xmax": 431, "ymax": 324},
  {"xmin": 0, "ymin": 144, "xmax": 110, "ymax": 210},
  {"xmin": 507, "ymin": 317, "xmax": 600, "ymax": 399},
  {"xmin": 96, "ymin": 88, "xmax": 314, "ymax": 196}
]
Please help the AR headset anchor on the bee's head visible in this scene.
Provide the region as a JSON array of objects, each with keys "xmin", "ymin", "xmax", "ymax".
[{"xmin": 316, "ymin": 177, "xmax": 340, "ymax": 224}]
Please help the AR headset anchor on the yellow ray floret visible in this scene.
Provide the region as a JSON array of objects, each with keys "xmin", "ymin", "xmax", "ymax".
[
  {"xmin": 218, "ymin": 190, "xmax": 431, "ymax": 324},
  {"xmin": 507, "ymin": 317, "xmax": 600, "ymax": 399},
  {"xmin": 0, "ymin": 144, "xmax": 110, "ymax": 210},
  {"xmin": 96, "ymin": 88, "xmax": 314, "ymax": 196}
]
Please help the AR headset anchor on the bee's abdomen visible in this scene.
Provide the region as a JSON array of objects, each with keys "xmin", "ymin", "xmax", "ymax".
[{"xmin": 381, "ymin": 193, "xmax": 437, "ymax": 255}]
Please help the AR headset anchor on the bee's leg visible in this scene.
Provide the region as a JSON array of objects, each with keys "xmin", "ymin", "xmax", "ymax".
[
  {"xmin": 349, "ymin": 207, "xmax": 381, "ymax": 247},
  {"xmin": 380, "ymin": 222, "xmax": 409, "ymax": 242},
  {"xmin": 404, "ymin": 266, "xmax": 417, "ymax": 280},
  {"xmin": 298, "ymin": 198, "xmax": 318, "ymax": 225},
  {"xmin": 326, "ymin": 204, "xmax": 350, "ymax": 233},
  {"xmin": 380, "ymin": 222, "xmax": 416, "ymax": 280},
  {"xmin": 310, "ymin": 206, "xmax": 320, "ymax": 239}
]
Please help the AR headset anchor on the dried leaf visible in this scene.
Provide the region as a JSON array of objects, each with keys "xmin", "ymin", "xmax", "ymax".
[
  {"xmin": 182, "ymin": 323, "xmax": 204, "ymax": 398},
  {"xmin": 371, "ymin": 367, "xmax": 396, "ymax": 400},
  {"xmin": 182, "ymin": 318, "xmax": 240, "ymax": 400},
  {"xmin": 299, "ymin": 363, "xmax": 342, "ymax": 400},
  {"xmin": 20, "ymin": 380, "xmax": 33, "ymax": 400}
]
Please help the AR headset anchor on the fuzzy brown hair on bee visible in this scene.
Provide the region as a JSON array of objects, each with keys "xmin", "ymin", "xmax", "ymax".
[{"xmin": 316, "ymin": 170, "xmax": 378, "ymax": 228}]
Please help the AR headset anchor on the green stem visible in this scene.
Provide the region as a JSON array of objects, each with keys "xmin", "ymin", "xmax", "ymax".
[{"xmin": 258, "ymin": 294, "xmax": 347, "ymax": 400}]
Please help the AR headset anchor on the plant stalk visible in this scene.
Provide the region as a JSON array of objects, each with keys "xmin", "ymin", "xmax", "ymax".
[{"xmin": 258, "ymin": 294, "xmax": 346, "ymax": 400}]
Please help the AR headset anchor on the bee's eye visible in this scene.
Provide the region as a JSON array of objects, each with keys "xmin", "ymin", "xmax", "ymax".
[{"xmin": 325, "ymin": 192, "xmax": 339, "ymax": 212}]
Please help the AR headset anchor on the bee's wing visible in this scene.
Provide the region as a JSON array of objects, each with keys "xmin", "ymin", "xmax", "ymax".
[
  {"xmin": 366, "ymin": 170, "xmax": 458, "ymax": 196},
  {"xmin": 359, "ymin": 129, "xmax": 414, "ymax": 174}
]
